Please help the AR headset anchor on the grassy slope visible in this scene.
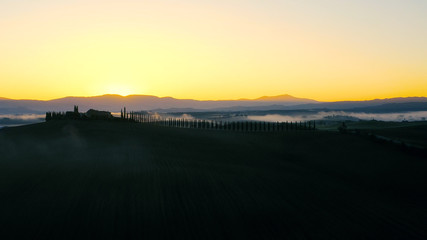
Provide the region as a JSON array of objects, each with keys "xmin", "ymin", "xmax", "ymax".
[
  {"xmin": 318, "ymin": 121, "xmax": 427, "ymax": 148},
  {"xmin": 0, "ymin": 121, "xmax": 426, "ymax": 239}
]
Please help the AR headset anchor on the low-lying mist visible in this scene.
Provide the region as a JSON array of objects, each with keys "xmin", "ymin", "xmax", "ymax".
[
  {"xmin": 0, "ymin": 114, "xmax": 45, "ymax": 120},
  {"xmin": 0, "ymin": 114, "xmax": 45, "ymax": 128},
  {"xmin": 247, "ymin": 111, "xmax": 427, "ymax": 122},
  {"xmin": 2, "ymin": 111, "xmax": 426, "ymax": 129}
]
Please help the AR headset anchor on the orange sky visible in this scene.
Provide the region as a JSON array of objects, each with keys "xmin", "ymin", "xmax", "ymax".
[{"xmin": 1, "ymin": 0, "xmax": 426, "ymax": 101}]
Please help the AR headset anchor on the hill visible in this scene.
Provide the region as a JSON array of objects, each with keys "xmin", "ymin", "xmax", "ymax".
[
  {"xmin": 1, "ymin": 94, "xmax": 426, "ymax": 114},
  {"xmin": 346, "ymin": 102, "xmax": 427, "ymax": 113},
  {"xmin": 294, "ymin": 97, "xmax": 427, "ymax": 111},
  {"xmin": 255, "ymin": 94, "xmax": 315, "ymax": 102},
  {"xmin": 0, "ymin": 94, "xmax": 317, "ymax": 114},
  {"xmin": 0, "ymin": 121, "xmax": 426, "ymax": 239}
]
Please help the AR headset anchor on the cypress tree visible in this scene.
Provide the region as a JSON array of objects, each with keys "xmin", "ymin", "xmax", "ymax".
[{"xmin": 45, "ymin": 112, "xmax": 51, "ymax": 121}]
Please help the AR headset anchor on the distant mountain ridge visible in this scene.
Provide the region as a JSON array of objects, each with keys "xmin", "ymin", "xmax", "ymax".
[
  {"xmin": 235, "ymin": 94, "xmax": 316, "ymax": 102},
  {"xmin": 255, "ymin": 94, "xmax": 315, "ymax": 102},
  {"xmin": 0, "ymin": 94, "xmax": 426, "ymax": 114},
  {"xmin": 0, "ymin": 94, "xmax": 317, "ymax": 113}
]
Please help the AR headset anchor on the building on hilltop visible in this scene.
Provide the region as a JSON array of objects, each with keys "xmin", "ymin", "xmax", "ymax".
[
  {"xmin": 46, "ymin": 106, "xmax": 114, "ymax": 121},
  {"xmin": 85, "ymin": 109, "xmax": 113, "ymax": 120}
]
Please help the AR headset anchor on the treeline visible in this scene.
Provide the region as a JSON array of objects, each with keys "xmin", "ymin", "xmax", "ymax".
[
  {"xmin": 45, "ymin": 111, "xmax": 81, "ymax": 121},
  {"xmin": 46, "ymin": 105, "xmax": 80, "ymax": 121},
  {"xmin": 121, "ymin": 110, "xmax": 316, "ymax": 132},
  {"xmin": 46, "ymin": 106, "xmax": 316, "ymax": 132}
]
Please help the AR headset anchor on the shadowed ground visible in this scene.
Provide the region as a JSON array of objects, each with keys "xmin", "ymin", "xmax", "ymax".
[{"xmin": 0, "ymin": 121, "xmax": 426, "ymax": 239}]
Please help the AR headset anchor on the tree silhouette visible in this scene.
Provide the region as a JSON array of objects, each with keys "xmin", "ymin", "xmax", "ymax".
[
  {"xmin": 45, "ymin": 112, "xmax": 52, "ymax": 121},
  {"xmin": 338, "ymin": 122, "xmax": 347, "ymax": 133}
]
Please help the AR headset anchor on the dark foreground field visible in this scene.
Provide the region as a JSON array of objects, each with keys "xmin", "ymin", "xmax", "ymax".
[{"xmin": 0, "ymin": 121, "xmax": 426, "ymax": 239}]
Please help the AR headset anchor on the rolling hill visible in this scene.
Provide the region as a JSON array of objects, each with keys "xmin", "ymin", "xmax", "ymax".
[
  {"xmin": 0, "ymin": 121, "xmax": 426, "ymax": 239},
  {"xmin": 0, "ymin": 94, "xmax": 317, "ymax": 113},
  {"xmin": 0, "ymin": 94, "xmax": 426, "ymax": 114}
]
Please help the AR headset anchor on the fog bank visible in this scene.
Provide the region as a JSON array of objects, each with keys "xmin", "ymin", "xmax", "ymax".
[{"xmin": 247, "ymin": 111, "xmax": 427, "ymax": 122}]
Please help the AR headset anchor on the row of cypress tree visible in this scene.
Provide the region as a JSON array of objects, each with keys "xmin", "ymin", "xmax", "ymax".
[{"xmin": 122, "ymin": 109, "xmax": 315, "ymax": 131}]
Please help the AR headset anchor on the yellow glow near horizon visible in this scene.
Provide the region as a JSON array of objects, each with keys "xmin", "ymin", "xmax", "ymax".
[
  {"xmin": 0, "ymin": 0, "xmax": 426, "ymax": 101},
  {"xmin": 102, "ymin": 84, "xmax": 134, "ymax": 97}
]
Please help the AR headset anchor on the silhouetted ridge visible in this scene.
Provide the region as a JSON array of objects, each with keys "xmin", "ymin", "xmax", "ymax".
[{"xmin": 1, "ymin": 95, "xmax": 426, "ymax": 114}]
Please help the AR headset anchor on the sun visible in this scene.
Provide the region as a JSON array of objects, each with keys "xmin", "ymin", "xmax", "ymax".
[{"xmin": 104, "ymin": 84, "xmax": 134, "ymax": 96}]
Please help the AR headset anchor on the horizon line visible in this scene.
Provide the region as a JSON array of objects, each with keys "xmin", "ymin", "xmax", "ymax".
[{"xmin": 1, "ymin": 94, "xmax": 427, "ymax": 102}]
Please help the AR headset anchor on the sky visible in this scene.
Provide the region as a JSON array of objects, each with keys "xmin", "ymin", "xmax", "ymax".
[{"xmin": 1, "ymin": 0, "xmax": 426, "ymax": 101}]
